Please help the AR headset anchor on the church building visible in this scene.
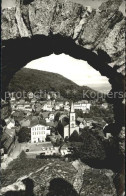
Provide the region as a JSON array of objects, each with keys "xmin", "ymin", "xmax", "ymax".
[{"xmin": 64, "ymin": 102, "xmax": 79, "ymax": 138}]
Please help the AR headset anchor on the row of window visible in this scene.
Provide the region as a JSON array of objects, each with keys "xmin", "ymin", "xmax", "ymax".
[
  {"xmin": 32, "ymin": 127, "xmax": 45, "ymax": 131},
  {"xmin": 32, "ymin": 131, "xmax": 45, "ymax": 135}
]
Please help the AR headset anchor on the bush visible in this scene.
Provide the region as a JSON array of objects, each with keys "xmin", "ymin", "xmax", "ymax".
[
  {"xmin": 18, "ymin": 127, "xmax": 31, "ymax": 143},
  {"xmin": 69, "ymin": 130, "xmax": 79, "ymax": 142}
]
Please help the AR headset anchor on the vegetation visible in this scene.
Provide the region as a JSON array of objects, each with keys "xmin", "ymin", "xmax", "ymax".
[
  {"xmin": 69, "ymin": 130, "xmax": 80, "ymax": 142},
  {"xmin": 8, "ymin": 68, "xmax": 103, "ymax": 101},
  {"xmin": 54, "ymin": 112, "xmax": 60, "ymax": 122},
  {"xmin": 18, "ymin": 127, "xmax": 31, "ymax": 143},
  {"xmin": 84, "ymin": 105, "xmax": 114, "ymax": 118},
  {"xmin": 75, "ymin": 105, "xmax": 114, "ymax": 123}
]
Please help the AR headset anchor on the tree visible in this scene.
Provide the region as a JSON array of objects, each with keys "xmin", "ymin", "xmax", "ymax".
[
  {"xmin": 75, "ymin": 109, "xmax": 84, "ymax": 118},
  {"xmin": 57, "ymin": 122, "xmax": 64, "ymax": 138},
  {"xmin": 18, "ymin": 127, "xmax": 31, "ymax": 143},
  {"xmin": 55, "ymin": 138, "xmax": 61, "ymax": 147},
  {"xmin": 54, "ymin": 112, "xmax": 60, "ymax": 122},
  {"xmin": 69, "ymin": 130, "xmax": 79, "ymax": 142},
  {"xmin": 55, "ymin": 137, "xmax": 64, "ymax": 147}
]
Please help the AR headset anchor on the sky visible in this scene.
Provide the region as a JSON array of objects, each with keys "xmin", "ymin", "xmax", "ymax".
[{"xmin": 25, "ymin": 54, "xmax": 111, "ymax": 93}]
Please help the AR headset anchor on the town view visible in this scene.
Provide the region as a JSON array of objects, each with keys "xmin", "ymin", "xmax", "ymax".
[
  {"xmin": 1, "ymin": 0, "xmax": 125, "ymax": 195},
  {"xmin": 1, "ymin": 54, "xmax": 119, "ymax": 196}
]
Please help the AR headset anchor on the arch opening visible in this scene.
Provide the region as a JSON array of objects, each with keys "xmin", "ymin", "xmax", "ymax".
[
  {"xmin": 1, "ymin": 33, "xmax": 125, "ymax": 196},
  {"xmin": 2, "ymin": 34, "xmax": 125, "ymax": 130}
]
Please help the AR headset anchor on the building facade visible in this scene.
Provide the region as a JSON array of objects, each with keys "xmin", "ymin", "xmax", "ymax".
[
  {"xmin": 64, "ymin": 102, "xmax": 79, "ymax": 138},
  {"xmin": 31, "ymin": 124, "xmax": 50, "ymax": 143},
  {"xmin": 74, "ymin": 103, "xmax": 91, "ymax": 113}
]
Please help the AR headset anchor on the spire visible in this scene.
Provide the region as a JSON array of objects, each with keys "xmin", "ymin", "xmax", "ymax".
[{"xmin": 70, "ymin": 101, "xmax": 74, "ymax": 113}]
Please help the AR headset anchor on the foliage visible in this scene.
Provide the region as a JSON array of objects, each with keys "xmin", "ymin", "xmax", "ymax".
[
  {"xmin": 18, "ymin": 127, "xmax": 31, "ymax": 143},
  {"xmin": 54, "ymin": 112, "xmax": 60, "ymax": 122},
  {"xmin": 75, "ymin": 109, "xmax": 84, "ymax": 118},
  {"xmin": 84, "ymin": 105, "xmax": 114, "ymax": 120},
  {"xmin": 57, "ymin": 122, "xmax": 64, "ymax": 138},
  {"xmin": 69, "ymin": 130, "xmax": 80, "ymax": 142},
  {"xmin": 55, "ymin": 138, "xmax": 64, "ymax": 147},
  {"xmin": 8, "ymin": 68, "xmax": 101, "ymax": 101}
]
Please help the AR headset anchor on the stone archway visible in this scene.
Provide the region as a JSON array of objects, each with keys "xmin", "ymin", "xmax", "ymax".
[
  {"xmin": 2, "ymin": 0, "xmax": 125, "ymax": 128},
  {"xmin": 1, "ymin": 0, "xmax": 125, "ymax": 195}
]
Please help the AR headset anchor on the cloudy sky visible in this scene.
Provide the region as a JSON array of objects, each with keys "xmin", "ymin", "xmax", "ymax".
[{"xmin": 25, "ymin": 54, "xmax": 111, "ymax": 93}]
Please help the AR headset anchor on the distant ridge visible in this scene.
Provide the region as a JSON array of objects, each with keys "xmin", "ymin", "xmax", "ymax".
[{"xmin": 8, "ymin": 68, "xmax": 103, "ymax": 101}]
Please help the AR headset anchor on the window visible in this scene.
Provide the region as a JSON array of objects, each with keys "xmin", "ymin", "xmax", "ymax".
[
  {"xmin": 71, "ymin": 123, "xmax": 74, "ymax": 128},
  {"xmin": 72, "ymin": 116, "xmax": 74, "ymax": 121}
]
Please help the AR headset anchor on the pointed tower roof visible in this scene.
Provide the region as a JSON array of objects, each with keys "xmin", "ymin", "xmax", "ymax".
[{"xmin": 70, "ymin": 101, "xmax": 74, "ymax": 113}]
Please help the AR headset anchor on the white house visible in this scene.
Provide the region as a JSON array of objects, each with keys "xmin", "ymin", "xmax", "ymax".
[
  {"xmin": 64, "ymin": 105, "xmax": 70, "ymax": 111},
  {"xmin": 45, "ymin": 118, "xmax": 50, "ymax": 123},
  {"xmin": 54, "ymin": 105, "xmax": 60, "ymax": 111},
  {"xmin": 31, "ymin": 124, "xmax": 50, "ymax": 143},
  {"xmin": 16, "ymin": 104, "xmax": 25, "ymax": 110},
  {"xmin": 48, "ymin": 113, "xmax": 55, "ymax": 121},
  {"xmin": 65, "ymin": 101, "xmax": 69, "ymax": 106},
  {"xmin": 74, "ymin": 103, "xmax": 91, "ymax": 113},
  {"xmin": 6, "ymin": 120, "xmax": 15, "ymax": 129},
  {"xmin": 42, "ymin": 104, "xmax": 53, "ymax": 112},
  {"xmin": 58, "ymin": 102, "xmax": 64, "ymax": 107},
  {"xmin": 24, "ymin": 106, "xmax": 32, "ymax": 112}
]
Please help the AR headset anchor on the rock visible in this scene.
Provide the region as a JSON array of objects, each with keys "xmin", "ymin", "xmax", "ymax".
[
  {"xmin": 1, "ymin": 156, "xmax": 117, "ymax": 196},
  {"xmin": 1, "ymin": 0, "xmax": 125, "ymax": 71}
]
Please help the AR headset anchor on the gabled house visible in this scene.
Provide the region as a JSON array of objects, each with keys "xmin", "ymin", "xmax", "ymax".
[
  {"xmin": 6, "ymin": 119, "xmax": 15, "ymax": 129},
  {"xmin": 48, "ymin": 113, "xmax": 55, "ymax": 121}
]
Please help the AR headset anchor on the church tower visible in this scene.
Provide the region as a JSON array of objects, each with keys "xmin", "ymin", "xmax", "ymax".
[{"xmin": 69, "ymin": 102, "xmax": 76, "ymax": 136}]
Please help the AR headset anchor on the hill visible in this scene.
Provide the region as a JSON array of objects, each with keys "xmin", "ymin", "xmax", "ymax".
[{"xmin": 8, "ymin": 68, "xmax": 103, "ymax": 101}]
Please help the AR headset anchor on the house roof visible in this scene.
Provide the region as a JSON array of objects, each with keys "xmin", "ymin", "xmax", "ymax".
[
  {"xmin": 42, "ymin": 112, "xmax": 50, "ymax": 118},
  {"xmin": 3, "ymin": 137, "xmax": 14, "ymax": 151},
  {"xmin": 20, "ymin": 119, "xmax": 31, "ymax": 127},
  {"xmin": 14, "ymin": 116, "xmax": 24, "ymax": 122},
  {"xmin": 12, "ymin": 111, "xmax": 24, "ymax": 117},
  {"xmin": 77, "ymin": 117, "xmax": 85, "ymax": 123},
  {"xmin": 1, "ymin": 132, "xmax": 10, "ymax": 144},
  {"xmin": 30, "ymin": 119, "xmax": 47, "ymax": 127},
  {"xmin": 5, "ymin": 128, "xmax": 15, "ymax": 138},
  {"xmin": 46, "ymin": 121, "xmax": 58, "ymax": 128}
]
